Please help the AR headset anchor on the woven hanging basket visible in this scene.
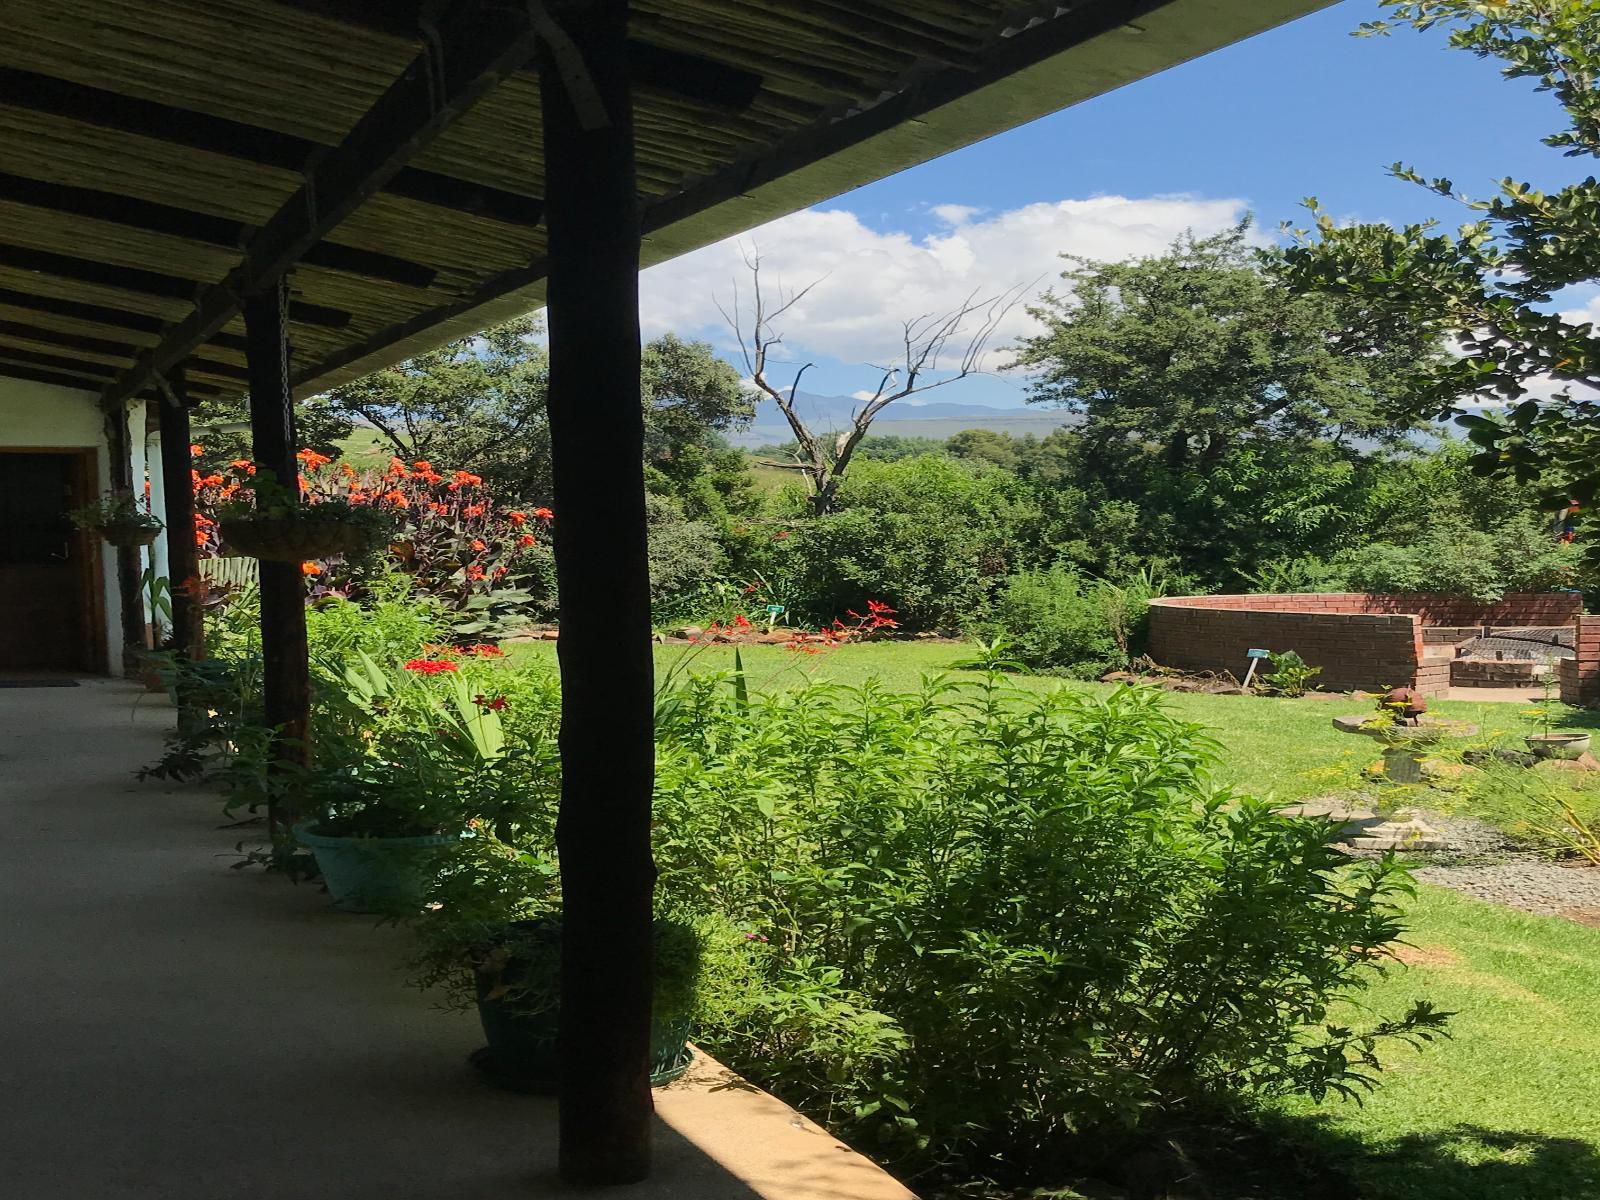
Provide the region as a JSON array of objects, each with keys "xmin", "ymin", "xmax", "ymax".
[
  {"xmin": 100, "ymin": 522, "xmax": 161, "ymax": 548},
  {"xmin": 220, "ymin": 516, "xmax": 373, "ymax": 563}
]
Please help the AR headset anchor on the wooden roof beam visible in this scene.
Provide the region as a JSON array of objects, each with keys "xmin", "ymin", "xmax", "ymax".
[
  {"xmin": 101, "ymin": 0, "xmax": 547, "ymax": 408},
  {"xmin": 266, "ymin": 0, "xmax": 764, "ymax": 112},
  {"xmin": 0, "ymin": 287, "xmax": 252, "ymax": 357},
  {"xmin": 0, "ymin": 317, "xmax": 245, "ymax": 380},
  {"xmin": 0, "ymin": 171, "xmax": 439, "ymax": 289},
  {"xmin": 0, "ymin": 243, "xmax": 352, "ymax": 329},
  {"xmin": 0, "ymin": 66, "xmax": 544, "ymax": 228}
]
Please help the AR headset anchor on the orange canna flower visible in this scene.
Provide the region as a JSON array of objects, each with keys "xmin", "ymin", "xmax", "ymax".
[
  {"xmin": 517, "ymin": 534, "xmax": 536, "ymax": 548},
  {"xmin": 508, "ymin": 511, "xmax": 527, "ymax": 526},
  {"xmin": 532, "ymin": 507, "xmax": 554, "ymax": 520},
  {"xmin": 189, "ymin": 443, "xmax": 204, "ymax": 457},
  {"xmin": 301, "ymin": 562, "xmax": 322, "ymax": 577},
  {"xmin": 470, "ymin": 538, "xmax": 487, "ymax": 552}
]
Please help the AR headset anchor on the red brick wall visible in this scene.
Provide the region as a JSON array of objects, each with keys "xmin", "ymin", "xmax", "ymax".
[
  {"xmin": 1148, "ymin": 600, "xmax": 1423, "ymax": 693},
  {"xmin": 1561, "ymin": 614, "xmax": 1600, "ymax": 706},
  {"xmin": 1154, "ymin": 592, "xmax": 1581, "ymax": 625},
  {"xmin": 1147, "ymin": 592, "xmax": 1580, "ymax": 694}
]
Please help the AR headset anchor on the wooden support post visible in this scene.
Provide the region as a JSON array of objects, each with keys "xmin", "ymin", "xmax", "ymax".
[
  {"xmin": 243, "ymin": 279, "xmax": 311, "ymax": 799},
  {"xmin": 157, "ymin": 366, "xmax": 205, "ymax": 663},
  {"xmin": 541, "ymin": 0, "xmax": 657, "ymax": 1184},
  {"xmin": 104, "ymin": 401, "xmax": 148, "ymax": 666}
]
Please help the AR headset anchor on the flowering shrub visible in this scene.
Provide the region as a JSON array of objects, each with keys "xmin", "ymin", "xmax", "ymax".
[{"xmin": 192, "ymin": 448, "xmax": 556, "ymax": 630}]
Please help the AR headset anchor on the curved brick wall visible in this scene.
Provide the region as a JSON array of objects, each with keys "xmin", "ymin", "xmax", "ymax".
[{"xmin": 1148, "ymin": 592, "xmax": 1582, "ymax": 695}]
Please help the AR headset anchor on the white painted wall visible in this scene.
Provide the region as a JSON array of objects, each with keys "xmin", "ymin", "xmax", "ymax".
[{"xmin": 0, "ymin": 378, "xmax": 147, "ymax": 675}]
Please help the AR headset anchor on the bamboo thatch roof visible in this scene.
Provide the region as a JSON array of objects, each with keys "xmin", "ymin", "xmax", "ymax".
[{"xmin": 0, "ymin": 0, "xmax": 1331, "ymax": 404}]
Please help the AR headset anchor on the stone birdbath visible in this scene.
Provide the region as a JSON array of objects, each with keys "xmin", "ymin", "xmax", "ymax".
[{"xmin": 1331, "ymin": 713, "xmax": 1479, "ymax": 784}]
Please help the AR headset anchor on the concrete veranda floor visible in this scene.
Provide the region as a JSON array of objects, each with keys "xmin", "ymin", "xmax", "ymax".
[{"xmin": 0, "ymin": 679, "xmax": 912, "ymax": 1200}]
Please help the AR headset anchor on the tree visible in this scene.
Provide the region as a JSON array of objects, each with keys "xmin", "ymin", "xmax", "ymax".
[
  {"xmin": 324, "ymin": 315, "xmax": 550, "ymax": 490},
  {"xmin": 723, "ymin": 252, "xmax": 1024, "ymax": 515},
  {"xmin": 321, "ymin": 317, "xmax": 753, "ymax": 505},
  {"xmin": 1282, "ymin": 1, "xmax": 1600, "ymax": 514},
  {"xmin": 1010, "ymin": 224, "xmax": 1437, "ymax": 484}
]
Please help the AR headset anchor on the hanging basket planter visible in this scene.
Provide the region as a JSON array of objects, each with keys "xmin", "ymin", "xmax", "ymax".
[
  {"xmin": 220, "ymin": 514, "xmax": 377, "ymax": 562},
  {"xmin": 99, "ymin": 521, "xmax": 162, "ymax": 548}
]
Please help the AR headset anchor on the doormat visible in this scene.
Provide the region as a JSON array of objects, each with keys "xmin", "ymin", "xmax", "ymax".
[{"xmin": 0, "ymin": 679, "xmax": 80, "ymax": 688}]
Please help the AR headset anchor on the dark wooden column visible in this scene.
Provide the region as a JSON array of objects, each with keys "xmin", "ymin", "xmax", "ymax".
[
  {"xmin": 541, "ymin": 0, "xmax": 657, "ymax": 1184},
  {"xmin": 104, "ymin": 401, "xmax": 148, "ymax": 664},
  {"xmin": 157, "ymin": 365, "xmax": 205, "ymax": 662},
  {"xmin": 243, "ymin": 279, "xmax": 310, "ymax": 788}
]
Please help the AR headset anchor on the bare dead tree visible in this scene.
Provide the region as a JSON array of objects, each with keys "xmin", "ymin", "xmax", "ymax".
[{"xmin": 718, "ymin": 251, "xmax": 1027, "ymax": 515}]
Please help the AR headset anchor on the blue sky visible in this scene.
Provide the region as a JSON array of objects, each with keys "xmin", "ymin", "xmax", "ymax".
[{"xmin": 637, "ymin": 0, "xmax": 1588, "ymax": 407}]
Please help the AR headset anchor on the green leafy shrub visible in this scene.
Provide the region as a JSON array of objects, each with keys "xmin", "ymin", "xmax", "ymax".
[
  {"xmin": 1261, "ymin": 650, "xmax": 1323, "ymax": 697},
  {"xmin": 988, "ymin": 565, "xmax": 1157, "ymax": 677},
  {"xmin": 1332, "ymin": 512, "xmax": 1577, "ymax": 600},
  {"xmin": 771, "ymin": 455, "xmax": 1036, "ymax": 630},
  {"xmin": 653, "ymin": 677, "xmax": 1444, "ymax": 1180}
]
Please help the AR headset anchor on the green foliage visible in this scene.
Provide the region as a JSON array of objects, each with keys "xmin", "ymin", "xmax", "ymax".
[
  {"xmin": 1285, "ymin": 1, "xmax": 1600, "ymax": 535},
  {"xmin": 1011, "ymin": 223, "xmax": 1436, "ymax": 467},
  {"xmin": 1331, "ymin": 511, "xmax": 1578, "ymax": 600},
  {"xmin": 1262, "ymin": 650, "xmax": 1323, "ymax": 698},
  {"xmin": 653, "ymin": 677, "xmax": 1445, "ymax": 1178},
  {"xmin": 989, "ymin": 565, "xmax": 1156, "ymax": 677},
  {"xmin": 771, "ymin": 455, "xmax": 1035, "ymax": 630}
]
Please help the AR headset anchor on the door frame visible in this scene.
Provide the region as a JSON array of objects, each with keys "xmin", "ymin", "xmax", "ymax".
[{"xmin": 0, "ymin": 446, "xmax": 107, "ymax": 674}]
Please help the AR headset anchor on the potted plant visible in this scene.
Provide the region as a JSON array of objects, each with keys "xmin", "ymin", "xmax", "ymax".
[
  {"xmin": 1524, "ymin": 659, "xmax": 1591, "ymax": 760},
  {"xmin": 292, "ymin": 754, "xmax": 468, "ymax": 913},
  {"xmin": 69, "ymin": 489, "xmax": 163, "ymax": 547},
  {"xmin": 218, "ymin": 469, "xmax": 391, "ymax": 563},
  {"xmin": 408, "ymin": 840, "xmax": 704, "ymax": 1092}
]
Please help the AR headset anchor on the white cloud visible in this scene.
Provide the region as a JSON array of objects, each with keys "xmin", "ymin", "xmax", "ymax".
[
  {"xmin": 638, "ymin": 194, "xmax": 1249, "ymax": 370},
  {"xmin": 930, "ymin": 203, "xmax": 984, "ymax": 226},
  {"xmin": 849, "ymin": 389, "xmax": 880, "ymax": 402}
]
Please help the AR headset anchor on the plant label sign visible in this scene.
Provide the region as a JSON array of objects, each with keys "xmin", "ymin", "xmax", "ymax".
[
  {"xmin": 1246, "ymin": 648, "xmax": 1271, "ymax": 659},
  {"xmin": 765, "ymin": 604, "xmax": 785, "ymax": 617},
  {"xmin": 1242, "ymin": 648, "xmax": 1271, "ymax": 690}
]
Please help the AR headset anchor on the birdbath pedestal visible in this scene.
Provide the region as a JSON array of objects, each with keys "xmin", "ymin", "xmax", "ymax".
[{"xmin": 1331, "ymin": 714, "xmax": 1479, "ymax": 784}]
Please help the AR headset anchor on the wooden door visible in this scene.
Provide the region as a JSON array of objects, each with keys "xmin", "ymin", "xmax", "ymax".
[{"xmin": 0, "ymin": 450, "xmax": 101, "ymax": 672}]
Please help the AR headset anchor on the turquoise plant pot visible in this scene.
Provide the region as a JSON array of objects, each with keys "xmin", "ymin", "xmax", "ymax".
[
  {"xmin": 470, "ymin": 917, "xmax": 695, "ymax": 1092},
  {"xmin": 293, "ymin": 822, "xmax": 456, "ymax": 914}
]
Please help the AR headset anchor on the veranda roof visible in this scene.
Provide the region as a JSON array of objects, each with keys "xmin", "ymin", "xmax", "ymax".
[{"xmin": 0, "ymin": 0, "xmax": 1330, "ymax": 408}]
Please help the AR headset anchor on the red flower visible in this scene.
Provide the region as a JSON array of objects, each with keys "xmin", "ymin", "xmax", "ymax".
[
  {"xmin": 462, "ymin": 504, "xmax": 487, "ymax": 519},
  {"xmin": 470, "ymin": 538, "xmax": 488, "ymax": 553},
  {"xmin": 383, "ymin": 490, "xmax": 409, "ymax": 507},
  {"xmin": 508, "ymin": 511, "xmax": 527, "ymax": 526},
  {"xmin": 517, "ymin": 534, "xmax": 536, "ymax": 548},
  {"xmin": 403, "ymin": 659, "xmax": 459, "ymax": 674},
  {"xmin": 468, "ymin": 644, "xmax": 504, "ymax": 657},
  {"xmin": 733, "ymin": 613, "xmax": 751, "ymax": 629},
  {"xmin": 189, "ymin": 443, "xmax": 204, "ymax": 457},
  {"xmin": 465, "ymin": 564, "xmax": 486, "ymax": 582},
  {"xmin": 532, "ymin": 506, "xmax": 554, "ymax": 520},
  {"xmin": 296, "ymin": 448, "xmax": 332, "ymax": 469},
  {"xmin": 472, "ymin": 694, "xmax": 509, "ymax": 711}
]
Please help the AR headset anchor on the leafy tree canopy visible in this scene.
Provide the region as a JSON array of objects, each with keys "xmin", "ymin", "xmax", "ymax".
[
  {"xmin": 1010, "ymin": 224, "xmax": 1440, "ymax": 476},
  {"xmin": 1283, "ymin": 0, "xmax": 1600, "ymax": 512},
  {"xmin": 319, "ymin": 318, "xmax": 752, "ymax": 507}
]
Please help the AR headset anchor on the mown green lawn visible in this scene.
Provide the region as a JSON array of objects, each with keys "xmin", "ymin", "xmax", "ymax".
[
  {"xmin": 507, "ymin": 637, "xmax": 1591, "ymax": 804},
  {"xmin": 506, "ymin": 637, "xmax": 1600, "ymax": 1198}
]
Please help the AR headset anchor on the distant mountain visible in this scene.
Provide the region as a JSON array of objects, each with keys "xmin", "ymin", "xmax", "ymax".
[{"xmin": 732, "ymin": 391, "xmax": 1078, "ymax": 448}]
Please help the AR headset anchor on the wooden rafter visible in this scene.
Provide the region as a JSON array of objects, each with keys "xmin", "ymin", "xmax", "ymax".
[
  {"xmin": 0, "ymin": 243, "xmax": 353, "ymax": 330},
  {"xmin": 266, "ymin": 0, "xmax": 764, "ymax": 112},
  {"xmin": 101, "ymin": 0, "xmax": 550, "ymax": 409},
  {"xmin": 0, "ymin": 67, "xmax": 545, "ymax": 228},
  {"xmin": 0, "ymin": 170, "xmax": 439, "ymax": 289}
]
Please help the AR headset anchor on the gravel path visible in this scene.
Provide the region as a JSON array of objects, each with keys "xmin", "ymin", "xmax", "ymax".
[{"xmin": 1416, "ymin": 859, "xmax": 1600, "ymax": 921}]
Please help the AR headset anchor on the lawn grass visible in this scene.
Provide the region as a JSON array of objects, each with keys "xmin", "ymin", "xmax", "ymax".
[
  {"xmin": 1272, "ymin": 886, "xmax": 1600, "ymax": 1200},
  {"xmin": 505, "ymin": 637, "xmax": 1585, "ymax": 805},
  {"xmin": 507, "ymin": 636, "xmax": 1600, "ymax": 1198}
]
